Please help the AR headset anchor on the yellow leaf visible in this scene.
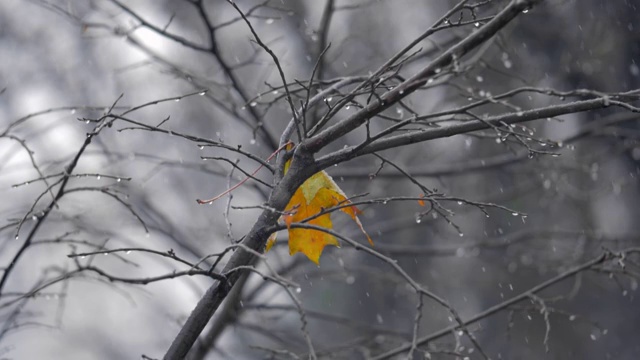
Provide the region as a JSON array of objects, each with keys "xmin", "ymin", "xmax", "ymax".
[
  {"xmin": 314, "ymin": 187, "xmax": 373, "ymax": 246},
  {"xmin": 284, "ymin": 212, "xmax": 294, "ymax": 229},
  {"xmin": 265, "ymin": 232, "xmax": 277, "ymax": 252},
  {"xmin": 282, "ymin": 154, "xmax": 372, "ymax": 264}
]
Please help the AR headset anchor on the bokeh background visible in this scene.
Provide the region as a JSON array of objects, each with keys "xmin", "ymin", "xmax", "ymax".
[{"xmin": 1, "ymin": 0, "xmax": 639, "ymax": 359}]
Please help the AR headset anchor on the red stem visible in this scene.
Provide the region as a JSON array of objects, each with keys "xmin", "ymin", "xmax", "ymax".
[{"xmin": 196, "ymin": 141, "xmax": 293, "ymax": 204}]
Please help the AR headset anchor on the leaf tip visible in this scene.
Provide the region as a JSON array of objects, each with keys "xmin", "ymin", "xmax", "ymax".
[{"xmin": 366, "ymin": 235, "xmax": 374, "ymax": 247}]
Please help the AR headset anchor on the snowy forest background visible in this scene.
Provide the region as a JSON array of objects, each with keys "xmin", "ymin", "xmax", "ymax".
[{"xmin": 1, "ymin": 0, "xmax": 640, "ymax": 359}]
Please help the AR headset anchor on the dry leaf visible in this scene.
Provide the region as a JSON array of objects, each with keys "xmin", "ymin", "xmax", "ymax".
[
  {"xmin": 282, "ymin": 157, "xmax": 372, "ymax": 264},
  {"xmin": 265, "ymin": 232, "xmax": 277, "ymax": 252}
]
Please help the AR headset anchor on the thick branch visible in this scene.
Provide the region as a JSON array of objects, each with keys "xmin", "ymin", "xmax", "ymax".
[
  {"xmin": 304, "ymin": 0, "xmax": 543, "ymax": 154},
  {"xmin": 163, "ymin": 149, "xmax": 318, "ymax": 359},
  {"xmin": 317, "ymin": 97, "xmax": 621, "ymax": 168}
]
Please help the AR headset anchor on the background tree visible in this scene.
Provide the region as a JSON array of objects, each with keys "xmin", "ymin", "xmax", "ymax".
[{"xmin": 1, "ymin": 0, "xmax": 639, "ymax": 359}]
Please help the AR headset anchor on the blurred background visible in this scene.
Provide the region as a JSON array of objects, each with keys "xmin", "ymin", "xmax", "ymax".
[{"xmin": 1, "ymin": 0, "xmax": 639, "ymax": 359}]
